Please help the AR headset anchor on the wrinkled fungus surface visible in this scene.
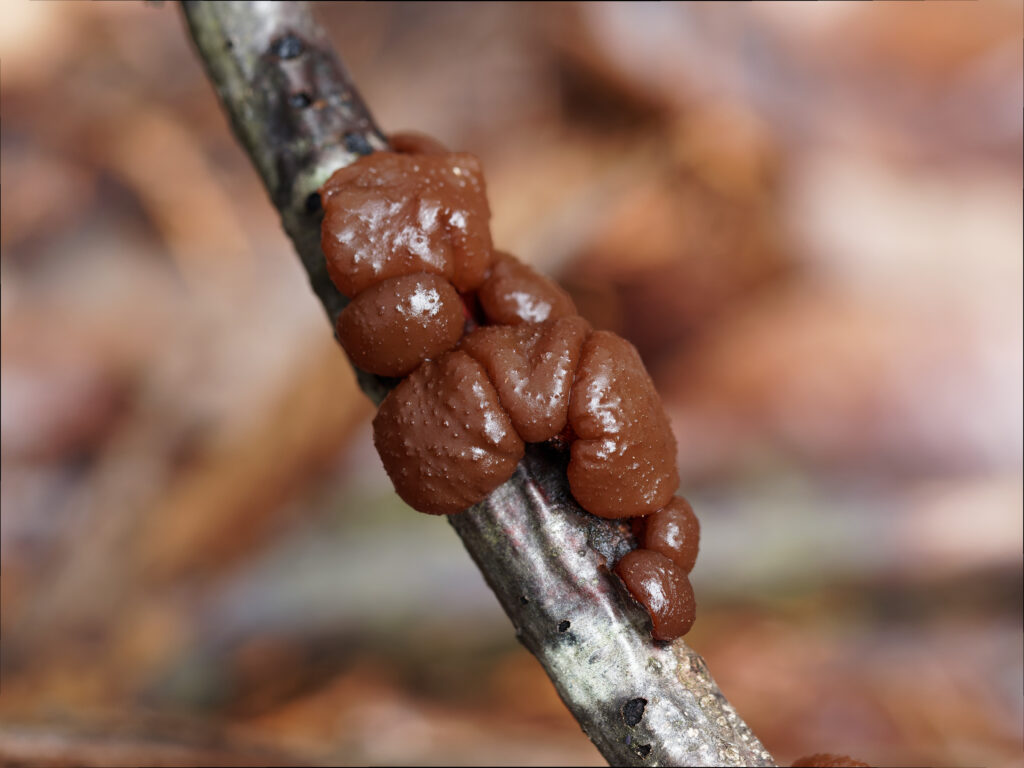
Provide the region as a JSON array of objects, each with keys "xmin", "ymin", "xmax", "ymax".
[
  {"xmin": 460, "ymin": 316, "xmax": 590, "ymax": 443},
  {"xmin": 478, "ymin": 252, "xmax": 578, "ymax": 325},
  {"xmin": 321, "ymin": 151, "xmax": 493, "ymax": 297},
  {"xmin": 322, "ymin": 143, "xmax": 701, "ymax": 641},
  {"xmin": 373, "ymin": 350, "xmax": 524, "ymax": 515},
  {"xmin": 568, "ymin": 331, "xmax": 679, "ymax": 518},
  {"xmin": 338, "ymin": 272, "xmax": 464, "ymax": 377}
]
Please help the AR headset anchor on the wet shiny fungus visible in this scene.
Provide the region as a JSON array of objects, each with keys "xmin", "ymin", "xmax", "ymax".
[
  {"xmin": 615, "ymin": 549, "xmax": 695, "ymax": 641},
  {"xmin": 320, "ymin": 151, "xmax": 493, "ymax": 297},
  {"xmin": 568, "ymin": 331, "xmax": 679, "ymax": 518},
  {"xmin": 372, "ymin": 350, "xmax": 524, "ymax": 515},
  {"xmin": 460, "ymin": 315, "xmax": 590, "ymax": 443},
  {"xmin": 478, "ymin": 252, "xmax": 578, "ymax": 326},
  {"xmin": 644, "ymin": 496, "xmax": 700, "ymax": 574},
  {"xmin": 338, "ymin": 272, "xmax": 465, "ymax": 377},
  {"xmin": 322, "ymin": 139, "xmax": 703, "ymax": 644}
]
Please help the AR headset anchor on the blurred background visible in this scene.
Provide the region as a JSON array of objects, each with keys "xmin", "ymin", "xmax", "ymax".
[{"xmin": 1, "ymin": 2, "xmax": 1021, "ymax": 766}]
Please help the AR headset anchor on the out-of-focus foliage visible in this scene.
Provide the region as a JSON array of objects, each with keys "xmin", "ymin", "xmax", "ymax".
[{"xmin": 1, "ymin": 2, "xmax": 1021, "ymax": 766}]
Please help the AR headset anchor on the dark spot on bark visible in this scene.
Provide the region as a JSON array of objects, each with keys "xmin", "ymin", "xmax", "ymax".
[
  {"xmin": 289, "ymin": 92, "xmax": 312, "ymax": 109},
  {"xmin": 270, "ymin": 33, "xmax": 304, "ymax": 60},
  {"xmin": 558, "ymin": 620, "xmax": 571, "ymax": 632},
  {"xmin": 622, "ymin": 697, "xmax": 647, "ymax": 727},
  {"xmin": 634, "ymin": 743, "xmax": 651, "ymax": 759},
  {"xmin": 519, "ymin": 595, "xmax": 530, "ymax": 605},
  {"xmin": 305, "ymin": 192, "xmax": 322, "ymax": 215},
  {"xmin": 343, "ymin": 131, "xmax": 374, "ymax": 156}
]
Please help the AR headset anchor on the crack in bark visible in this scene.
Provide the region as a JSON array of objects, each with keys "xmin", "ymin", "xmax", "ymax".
[{"xmin": 180, "ymin": 3, "xmax": 776, "ymax": 765}]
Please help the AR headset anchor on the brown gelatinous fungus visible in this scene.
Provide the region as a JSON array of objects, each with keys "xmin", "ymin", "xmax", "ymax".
[
  {"xmin": 643, "ymin": 496, "xmax": 701, "ymax": 574},
  {"xmin": 337, "ymin": 272, "xmax": 465, "ymax": 377},
  {"xmin": 568, "ymin": 331, "xmax": 679, "ymax": 518},
  {"xmin": 373, "ymin": 350, "xmax": 524, "ymax": 515},
  {"xmin": 615, "ymin": 549, "xmax": 696, "ymax": 641},
  {"xmin": 320, "ymin": 151, "xmax": 493, "ymax": 297},
  {"xmin": 460, "ymin": 316, "xmax": 591, "ymax": 443},
  {"xmin": 478, "ymin": 251, "xmax": 578, "ymax": 325}
]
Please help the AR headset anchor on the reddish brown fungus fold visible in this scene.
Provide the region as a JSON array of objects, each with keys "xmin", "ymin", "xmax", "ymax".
[
  {"xmin": 320, "ymin": 144, "xmax": 700, "ymax": 640},
  {"xmin": 478, "ymin": 251, "xmax": 578, "ymax": 326},
  {"xmin": 567, "ymin": 331, "xmax": 679, "ymax": 518},
  {"xmin": 644, "ymin": 496, "xmax": 701, "ymax": 574},
  {"xmin": 337, "ymin": 273, "xmax": 465, "ymax": 377},
  {"xmin": 321, "ymin": 151, "xmax": 493, "ymax": 297},
  {"xmin": 373, "ymin": 350, "xmax": 524, "ymax": 516},
  {"xmin": 614, "ymin": 549, "xmax": 696, "ymax": 641},
  {"xmin": 460, "ymin": 316, "xmax": 590, "ymax": 443}
]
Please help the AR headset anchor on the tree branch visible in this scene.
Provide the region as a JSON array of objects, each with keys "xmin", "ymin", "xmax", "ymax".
[{"xmin": 180, "ymin": 3, "xmax": 776, "ymax": 765}]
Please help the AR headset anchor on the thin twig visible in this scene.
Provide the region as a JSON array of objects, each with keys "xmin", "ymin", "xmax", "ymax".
[{"xmin": 180, "ymin": 3, "xmax": 776, "ymax": 765}]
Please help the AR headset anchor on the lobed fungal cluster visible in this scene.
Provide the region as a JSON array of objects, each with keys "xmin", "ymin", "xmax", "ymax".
[{"xmin": 320, "ymin": 133, "xmax": 700, "ymax": 641}]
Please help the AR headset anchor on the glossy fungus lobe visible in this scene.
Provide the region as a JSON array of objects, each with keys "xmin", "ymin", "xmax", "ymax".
[
  {"xmin": 643, "ymin": 496, "xmax": 700, "ymax": 574},
  {"xmin": 478, "ymin": 252, "xmax": 577, "ymax": 325},
  {"xmin": 373, "ymin": 350, "xmax": 524, "ymax": 515},
  {"xmin": 320, "ymin": 135, "xmax": 705, "ymax": 643},
  {"xmin": 567, "ymin": 331, "xmax": 679, "ymax": 517},
  {"xmin": 320, "ymin": 151, "xmax": 493, "ymax": 297},
  {"xmin": 460, "ymin": 315, "xmax": 591, "ymax": 443},
  {"xmin": 337, "ymin": 273, "xmax": 465, "ymax": 377},
  {"xmin": 615, "ymin": 549, "xmax": 695, "ymax": 641},
  {"xmin": 791, "ymin": 755, "xmax": 870, "ymax": 767}
]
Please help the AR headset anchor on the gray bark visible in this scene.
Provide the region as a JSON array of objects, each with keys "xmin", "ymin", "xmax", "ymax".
[{"xmin": 180, "ymin": 3, "xmax": 776, "ymax": 765}]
